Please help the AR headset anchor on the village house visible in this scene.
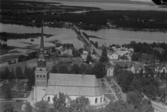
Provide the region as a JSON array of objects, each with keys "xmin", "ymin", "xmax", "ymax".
[
  {"xmin": 80, "ymin": 50, "xmax": 89, "ymax": 61},
  {"xmin": 105, "ymin": 63, "xmax": 115, "ymax": 77},
  {"xmin": 107, "ymin": 50, "xmax": 119, "ymax": 60},
  {"xmin": 155, "ymin": 64, "xmax": 167, "ymax": 73},
  {"xmin": 139, "ymin": 54, "xmax": 159, "ymax": 65},
  {"xmin": 55, "ymin": 46, "xmax": 73, "ymax": 56},
  {"xmin": 130, "ymin": 63, "xmax": 145, "ymax": 74}
]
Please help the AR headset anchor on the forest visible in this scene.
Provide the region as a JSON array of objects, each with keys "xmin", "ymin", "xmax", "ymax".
[
  {"xmin": 122, "ymin": 41, "xmax": 167, "ymax": 62},
  {"xmin": 1, "ymin": 0, "xmax": 167, "ymax": 31}
]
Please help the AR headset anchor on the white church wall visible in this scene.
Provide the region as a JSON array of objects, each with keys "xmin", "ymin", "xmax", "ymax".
[
  {"xmin": 34, "ymin": 86, "xmax": 46, "ymax": 102},
  {"xmin": 44, "ymin": 94, "xmax": 105, "ymax": 106}
]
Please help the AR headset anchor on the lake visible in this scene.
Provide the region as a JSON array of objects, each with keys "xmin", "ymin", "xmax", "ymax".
[
  {"xmin": 24, "ymin": 0, "xmax": 167, "ymax": 11},
  {"xmin": 0, "ymin": 23, "xmax": 167, "ymax": 49}
]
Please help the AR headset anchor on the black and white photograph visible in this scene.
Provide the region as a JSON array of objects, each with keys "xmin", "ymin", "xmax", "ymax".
[{"xmin": 0, "ymin": 0, "xmax": 167, "ymax": 112}]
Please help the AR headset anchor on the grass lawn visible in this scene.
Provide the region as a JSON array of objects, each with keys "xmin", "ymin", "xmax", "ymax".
[{"xmin": 0, "ymin": 80, "xmax": 30, "ymax": 98}]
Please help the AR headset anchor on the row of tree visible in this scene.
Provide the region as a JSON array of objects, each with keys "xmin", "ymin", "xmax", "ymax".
[
  {"xmin": 125, "ymin": 41, "xmax": 167, "ymax": 61},
  {"xmin": 51, "ymin": 62, "xmax": 106, "ymax": 78},
  {"xmin": 17, "ymin": 52, "xmax": 37, "ymax": 63},
  {"xmin": 113, "ymin": 65, "xmax": 162, "ymax": 100},
  {"xmin": 0, "ymin": 66, "xmax": 35, "ymax": 90},
  {"xmin": 21, "ymin": 92, "xmax": 154, "ymax": 112},
  {"xmin": 0, "ymin": 32, "xmax": 53, "ymax": 40}
]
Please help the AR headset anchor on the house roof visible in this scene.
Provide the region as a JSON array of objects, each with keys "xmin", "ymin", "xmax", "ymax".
[
  {"xmin": 153, "ymin": 47, "xmax": 164, "ymax": 53},
  {"xmin": 107, "ymin": 49, "xmax": 116, "ymax": 55},
  {"xmin": 141, "ymin": 54, "xmax": 157, "ymax": 60},
  {"xmin": 114, "ymin": 61, "xmax": 133, "ymax": 68},
  {"xmin": 46, "ymin": 73, "xmax": 104, "ymax": 97},
  {"xmin": 157, "ymin": 63, "xmax": 167, "ymax": 70},
  {"xmin": 133, "ymin": 63, "xmax": 145, "ymax": 71}
]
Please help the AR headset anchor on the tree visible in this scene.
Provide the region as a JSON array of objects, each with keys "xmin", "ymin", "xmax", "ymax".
[
  {"xmin": 58, "ymin": 64, "xmax": 69, "ymax": 73},
  {"xmin": 99, "ymin": 47, "xmax": 108, "ymax": 63},
  {"xmin": 131, "ymin": 53, "xmax": 141, "ymax": 61},
  {"xmin": 0, "ymin": 71, "xmax": 4, "ymax": 79},
  {"xmin": 27, "ymin": 68, "xmax": 35, "ymax": 90},
  {"xmin": 127, "ymin": 91, "xmax": 142, "ymax": 109},
  {"xmin": 35, "ymin": 101, "xmax": 49, "ymax": 112},
  {"xmin": 79, "ymin": 64, "xmax": 87, "ymax": 74},
  {"xmin": 113, "ymin": 65, "xmax": 121, "ymax": 78},
  {"xmin": 15, "ymin": 66, "xmax": 23, "ymax": 78},
  {"xmin": 105, "ymin": 100, "xmax": 140, "ymax": 112},
  {"xmin": 52, "ymin": 65, "xmax": 58, "ymax": 73},
  {"xmin": 71, "ymin": 64, "xmax": 80, "ymax": 74},
  {"xmin": 4, "ymin": 67, "xmax": 11, "ymax": 79},
  {"xmin": 94, "ymin": 42, "xmax": 98, "ymax": 48},
  {"xmin": 4, "ymin": 102, "xmax": 14, "ymax": 112},
  {"xmin": 25, "ymin": 102, "xmax": 32, "ymax": 112},
  {"xmin": 91, "ymin": 62, "xmax": 106, "ymax": 78},
  {"xmin": 141, "ymin": 99, "xmax": 154, "ymax": 112},
  {"xmin": 116, "ymin": 70, "xmax": 134, "ymax": 92},
  {"xmin": 4, "ymin": 87, "xmax": 12, "ymax": 100},
  {"xmin": 86, "ymin": 52, "xmax": 93, "ymax": 64},
  {"xmin": 53, "ymin": 93, "xmax": 68, "ymax": 112},
  {"xmin": 8, "ymin": 68, "xmax": 14, "ymax": 81},
  {"xmin": 69, "ymin": 96, "xmax": 89, "ymax": 112},
  {"xmin": 18, "ymin": 55, "xmax": 26, "ymax": 62},
  {"xmin": 47, "ymin": 108, "xmax": 55, "ymax": 112}
]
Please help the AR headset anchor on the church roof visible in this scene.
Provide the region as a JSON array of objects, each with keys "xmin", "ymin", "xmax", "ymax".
[{"xmin": 46, "ymin": 73, "xmax": 104, "ymax": 97}]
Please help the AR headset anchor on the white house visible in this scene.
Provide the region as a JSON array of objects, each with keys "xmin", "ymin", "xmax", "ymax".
[
  {"xmin": 81, "ymin": 50, "xmax": 88, "ymax": 61},
  {"xmin": 130, "ymin": 64, "xmax": 145, "ymax": 74},
  {"xmin": 106, "ymin": 64, "xmax": 114, "ymax": 77},
  {"xmin": 107, "ymin": 50, "xmax": 119, "ymax": 60},
  {"xmin": 155, "ymin": 64, "xmax": 167, "ymax": 73}
]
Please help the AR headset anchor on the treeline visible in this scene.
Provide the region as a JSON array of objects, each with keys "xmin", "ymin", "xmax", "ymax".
[
  {"xmin": 17, "ymin": 52, "xmax": 37, "ymax": 63},
  {"xmin": 123, "ymin": 41, "xmax": 167, "ymax": 61},
  {"xmin": 0, "ymin": 66, "xmax": 35, "ymax": 90},
  {"xmin": 1, "ymin": 0, "xmax": 100, "ymax": 12},
  {"xmin": 1, "ymin": 0, "xmax": 166, "ymax": 31},
  {"xmin": 51, "ymin": 62, "xmax": 106, "ymax": 78},
  {"xmin": 0, "ymin": 32, "xmax": 53, "ymax": 41}
]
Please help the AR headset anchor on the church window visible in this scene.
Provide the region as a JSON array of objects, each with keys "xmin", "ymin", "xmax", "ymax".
[
  {"xmin": 48, "ymin": 97, "xmax": 50, "ymax": 102},
  {"xmin": 40, "ymin": 75, "xmax": 42, "ymax": 78},
  {"xmin": 95, "ymin": 98, "xmax": 98, "ymax": 103},
  {"xmin": 37, "ymin": 75, "xmax": 38, "ymax": 78},
  {"xmin": 43, "ymin": 75, "xmax": 45, "ymax": 78}
]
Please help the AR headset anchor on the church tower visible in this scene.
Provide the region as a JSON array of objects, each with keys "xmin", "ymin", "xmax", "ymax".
[{"xmin": 35, "ymin": 25, "xmax": 48, "ymax": 87}]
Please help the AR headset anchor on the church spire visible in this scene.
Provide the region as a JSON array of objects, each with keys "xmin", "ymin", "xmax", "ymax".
[
  {"xmin": 37, "ymin": 24, "xmax": 46, "ymax": 67},
  {"xmin": 40, "ymin": 25, "xmax": 44, "ymax": 51}
]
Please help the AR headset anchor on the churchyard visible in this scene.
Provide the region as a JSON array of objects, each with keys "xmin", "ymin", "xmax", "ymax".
[
  {"xmin": 0, "ymin": 100, "xmax": 27, "ymax": 112},
  {"xmin": 0, "ymin": 79, "xmax": 30, "ymax": 98}
]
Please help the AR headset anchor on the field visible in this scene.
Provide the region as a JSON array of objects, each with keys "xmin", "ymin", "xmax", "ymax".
[
  {"xmin": 0, "ymin": 54, "xmax": 21, "ymax": 64},
  {"xmin": 0, "ymin": 79, "xmax": 30, "ymax": 98}
]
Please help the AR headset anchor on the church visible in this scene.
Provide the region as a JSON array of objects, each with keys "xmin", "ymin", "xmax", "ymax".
[{"xmin": 33, "ymin": 26, "xmax": 106, "ymax": 107}]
